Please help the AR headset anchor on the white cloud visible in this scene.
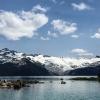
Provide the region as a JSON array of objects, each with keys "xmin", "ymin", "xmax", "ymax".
[
  {"xmin": 47, "ymin": 31, "xmax": 58, "ymax": 38},
  {"xmin": 32, "ymin": 5, "xmax": 48, "ymax": 13},
  {"xmin": 72, "ymin": 48, "xmax": 86, "ymax": 54},
  {"xmin": 0, "ymin": 5, "xmax": 48, "ymax": 40},
  {"xmin": 72, "ymin": 2, "xmax": 92, "ymax": 11},
  {"xmin": 40, "ymin": 36, "xmax": 50, "ymax": 41},
  {"xmin": 71, "ymin": 34, "xmax": 79, "ymax": 39},
  {"xmin": 51, "ymin": 19, "xmax": 77, "ymax": 35},
  {"xmin": 91, "ymin": 29, "xmax": 100, "ymax": 39},
  {"xmin": 91, "ymin": 33, "xmax": 100, "ymax": 39},
  {"xmin": 52, "ymin": 0, "xmax": 57, "ymax": 4},
  {"xmin": 71, "ymin": 48, "xmax": 93, "ymax": 57}
]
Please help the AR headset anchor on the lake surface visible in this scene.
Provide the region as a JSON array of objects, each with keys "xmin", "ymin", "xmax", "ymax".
[{"xmin": 0, "ymin": 76, "xmax": 100, "ymax": 100}]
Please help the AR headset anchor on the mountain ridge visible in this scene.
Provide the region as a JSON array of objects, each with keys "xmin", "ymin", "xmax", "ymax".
[{"xmin": 0, "ymin": 48, "xmax": 100, "ymax": 76}]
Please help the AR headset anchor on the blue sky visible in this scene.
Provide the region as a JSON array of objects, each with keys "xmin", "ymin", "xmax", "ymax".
[{"xmin": 0, "ymin": 0, "xmax": 100, "ymax": 57}]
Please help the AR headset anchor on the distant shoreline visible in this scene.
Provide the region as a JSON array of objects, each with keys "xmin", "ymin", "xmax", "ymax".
[{"xmin": 70, "ymin": 77, "xmax": 100, "ymax": 81}]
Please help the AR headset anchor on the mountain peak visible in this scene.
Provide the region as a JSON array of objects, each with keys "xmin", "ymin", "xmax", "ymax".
[
  {"xmin": 1, "ymin": 48, "xmax": 17, "ymax": 53},
  {"xmin": 2, "ymin": 48, "xmax": 10, "ymax": 51},
  {"xmin": 0, "ymin": 48, "xmax": 100, "ymax": 75}
]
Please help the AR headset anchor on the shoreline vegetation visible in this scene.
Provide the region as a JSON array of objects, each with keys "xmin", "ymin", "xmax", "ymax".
[
  {"xmin": 70, "ymin": 74, "xmax": 100, "ymax": 81},
  {"xmin": 0, "ymin": 75, "xmax": 99, "ymax": 90},
  {"xmin": 70, "ymin": 77, "xmax": 99, "ymax": 81}
]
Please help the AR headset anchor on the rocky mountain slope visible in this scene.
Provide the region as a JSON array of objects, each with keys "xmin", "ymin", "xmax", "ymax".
[{"xmin": 0, "ymin": 48, "xmax": 100, "ymax": 76}]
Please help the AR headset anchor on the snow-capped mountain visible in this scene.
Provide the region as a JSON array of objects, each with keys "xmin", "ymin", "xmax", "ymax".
[{"xmin": 0, "ymin": 48, "xmax": 100, "ymax": 76}]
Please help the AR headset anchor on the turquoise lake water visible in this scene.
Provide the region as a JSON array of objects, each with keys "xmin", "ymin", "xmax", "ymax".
[{"xmin": 0, "ymin": 76, "xmax": 100, "ymax": 100}]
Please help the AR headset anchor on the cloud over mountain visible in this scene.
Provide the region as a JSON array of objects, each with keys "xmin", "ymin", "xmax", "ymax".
[
  {"xmin": 51, "ymin": 19, "xmax": 77, "ymax": 35},
  {"xmin": 91, "ymin": 28, "xmax": 100, "ymax": 39},
  {"xmin": 0, "ymin": 5, "xmax": 48, "ymax": 40},
  {"xmin": 72, "ymin": 2, "xmax": 93, "ymax": 11},
  {"xmin": 71, "ymin": 35, "xmax": 79, "ymax": 39},
  {"xmin": 40, "ymin": 36, "xmax": 50, "ymax": 41},
  {"xmin": 47, "ymin": 31, "xmax": 58, "ymax": 38},
  {"xmin": 71, "ymin": 48, "xmax": 93, "ymax": 57}
]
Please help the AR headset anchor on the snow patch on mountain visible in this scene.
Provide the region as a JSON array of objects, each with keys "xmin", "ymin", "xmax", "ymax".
[
  {"xmin": 0, "ymin": 48, "xmax": 100, "ymax": 74},
  {"xmin": 31, "ymin": 55, "xmax": 100, "ymax": 71}
]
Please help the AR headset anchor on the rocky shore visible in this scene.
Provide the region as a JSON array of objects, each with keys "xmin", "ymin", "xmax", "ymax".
[{"xmin": 0, "ymin": 80, "xmax": 44, "ymax": 89}]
